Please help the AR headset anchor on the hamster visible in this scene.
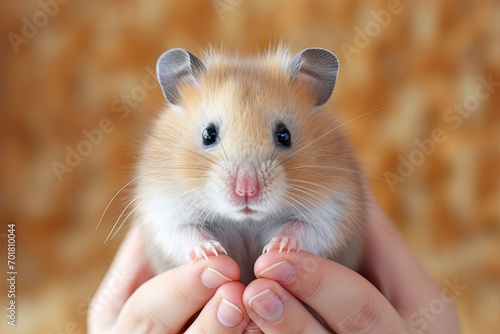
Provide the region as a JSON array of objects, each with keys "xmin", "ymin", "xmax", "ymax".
[{"xmin": 135, "ymin": 47, "xmax": 366, "ymax": 284}]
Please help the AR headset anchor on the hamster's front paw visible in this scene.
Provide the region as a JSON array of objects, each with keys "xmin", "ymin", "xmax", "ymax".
[
  {"xmin": 263, "ymin": 220, "xmax": 305, "ymax": 254},
  {"xmin": 263, "ymin": 236, "xmax": 302, "ymax": 254},
  {"xmin": 187, "ymin": 240, "xmax": 227, "ymax": 263}
]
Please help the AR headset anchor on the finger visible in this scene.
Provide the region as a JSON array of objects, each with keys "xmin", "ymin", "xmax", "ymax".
[
  {"xmin": 243, "ymin": 321, "xmax": 263, "ymax": 334},
  {"xmin": 242, "ymin": 278, "xmax": 330, "ymax": 334},
  {"xmin": 88, "ymin": 224, "xmax": 154, "ymax": 332},
  {"xmin": 113, "ymin": 254, "xmax": 240, "ymax": 333},
  {"xmin": 185, "ymin": 281, "xmax": 249, "ymax": 334},
  {"xmin": 361, "ymin": 179, "xmax": 461, "ymax": 331},
  {"xmin": 362, "ymin": 189, "xmax": 440, "ymax": 307},
  {"xmin": 255, "ymin": 251, "xmax": 408, "ymax": 333}
]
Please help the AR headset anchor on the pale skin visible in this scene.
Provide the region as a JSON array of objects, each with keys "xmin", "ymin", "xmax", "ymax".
[{"xmin": 88, "ymin": 183, "xmax": 462, "ymax": 333}]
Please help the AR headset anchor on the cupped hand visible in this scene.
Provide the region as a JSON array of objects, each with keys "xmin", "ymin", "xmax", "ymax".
[
  {"xmin": 87, "ymin": 225, "xmax": 250, "ymax": 333},
  {"xmin": 89, "ymin": 183, "xmax": 462, "ymax": 333},
  {"xmin": 240, "ymin": 184, "xmax": 462, "ymax": 333}
]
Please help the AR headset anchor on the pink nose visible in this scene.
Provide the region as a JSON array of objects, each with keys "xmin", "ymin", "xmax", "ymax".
[{"xmin": 234, "ymin": 172, "xmax": 260, "ymax": 200}]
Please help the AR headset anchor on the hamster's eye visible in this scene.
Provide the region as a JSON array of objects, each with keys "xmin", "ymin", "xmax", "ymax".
[
  {"xmin": 275, "ymin": 123, "xmax": 291, "ymax": 147},
  {"xmin": 202, "ymin": 124, "xmax": 218, "ymax": 146}
]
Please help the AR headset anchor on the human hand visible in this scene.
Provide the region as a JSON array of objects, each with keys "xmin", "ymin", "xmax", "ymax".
[
  {"xmin": 89, "ymin": 182, "xmax": 462, "ymax": 333},
  {"xmin": 87, "ymin": 224, "xmax": 251, "ymax": 333},
  {"xmin": 241, "ymin": 183, "xmax": 462, "ymax": 333}
]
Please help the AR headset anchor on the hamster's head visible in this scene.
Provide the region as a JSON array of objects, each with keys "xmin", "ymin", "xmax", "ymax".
[{"xmin": 143, "ymin": 47, "xmax": 352, "ymax": 223}]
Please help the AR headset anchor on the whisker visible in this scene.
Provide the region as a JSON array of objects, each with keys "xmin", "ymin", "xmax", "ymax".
[
  {"xmin": 275, "ymin": 106, "xmax": 385, "ymax": 168},
  {"xmin": 109, "ymin": 196, "xmax": 150, "ymax": 241},
  {"xmin": 291, "ymin": 179, "xmax": 378, "ymax": 230},
  {"xmin": 219, "ymin": 142, "xmax": 230, "ymax": 165},
  {"xmin": 287, "ymin": 184, "xmax": 332, "ymax": 204},
  {"xmin": 285, "ymin": 188, "xmax": 337, "ymax": 230},
  {"xmin": 175, "ymin": 191, "xmax": 205, "ymax": 224},
  {"xmin": 95, "ymin": 175, "xmax": 143, "ymax": 231},
  {"xmin": 286, "ymin": 165, "xmax": 387, "ymax": 184},
  {"xmin": 282, "ymin": 191, "xmax": 320, "ymax": 221},
  {"xmin": 184, "ymin": 149, "xmax": 224, "ymax": 169},
  {"xmin": 305, "ymin": 106, "xmax": 385, "ymax": 152},
  {"xmin": 105, "ymin": 191, "xmax": 147, "ymax": 243},
  {"xmin": 157, "ymin": 165, "xmax": 212, "ymax": 171},
  {"xmin": 268, "ymin": 145, "xmax": 278, "ymax": 164},
  {"xmin": 106, "ymin": 183, "xmax": 166, "ymax": 243}
]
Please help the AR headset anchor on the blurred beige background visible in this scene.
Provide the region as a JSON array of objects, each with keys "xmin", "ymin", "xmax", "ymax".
[{"xmin": 1, "ymin": 0, "xmax": 499, "ymax": 333}]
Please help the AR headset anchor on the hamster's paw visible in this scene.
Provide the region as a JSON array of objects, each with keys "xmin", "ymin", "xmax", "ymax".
[
  {"xmin": 263, "ymin": 236, "xmax": 302, "ymax": 254},
  {"xmin": 187, "ymin": 240, "xmax": 227, "ymax": 263}
]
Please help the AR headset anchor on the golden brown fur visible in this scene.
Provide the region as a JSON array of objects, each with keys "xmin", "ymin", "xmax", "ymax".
[
  {"xmin": 137, "ymin": 48, "xmax": 365, "ymax": 283},
  {"xmin": 3, "ymin": 1, "xmax": 498, "ymax": 332}
]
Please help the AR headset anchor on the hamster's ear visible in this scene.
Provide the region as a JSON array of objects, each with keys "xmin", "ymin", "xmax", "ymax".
[
  {"xmin": 288, "ymin": 48, "xmax": 339, "ymax": 106},
  {"xmin": 156, "ymin": 48, "xmax": 206, "ymax": 105}
]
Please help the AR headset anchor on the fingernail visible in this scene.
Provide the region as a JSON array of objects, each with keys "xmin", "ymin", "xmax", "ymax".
[
  {"xmin": 201, "ymin": 268, "xmax": 231, "ymax": 289},
  {"xmin": 217, "ymin": 299, "xmax": 244, "ymax": 328},
  {"xmin": 248, "ymin": 289, "xmax": 284, "ymax": 322},
  {"xmin": 258, "ymin": 261, "xmax": 295, "ymax": 283},
  {"xmin": 245, "ymin": 320, "xmax": 261, "ymax": 332}
]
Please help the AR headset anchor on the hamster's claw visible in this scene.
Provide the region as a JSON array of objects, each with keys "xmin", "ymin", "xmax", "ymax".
[
  {"xmin": 187, "ymin": 240, "xmax": 227, "ymax": 263},
  {"xmin": 263, "ymin": 236, "xmax": 302, "ymax": 254}
]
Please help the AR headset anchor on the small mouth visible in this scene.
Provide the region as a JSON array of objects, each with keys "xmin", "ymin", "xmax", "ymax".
[{"xmin": 240, "ymin": 206, "xmax": 257, "ymax": 215}]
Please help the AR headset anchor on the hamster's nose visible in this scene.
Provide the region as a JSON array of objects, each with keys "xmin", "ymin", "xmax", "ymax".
[{"xmin": 233, "ymin": 171, "xmax": 261, "ymax": 201}]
